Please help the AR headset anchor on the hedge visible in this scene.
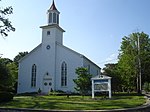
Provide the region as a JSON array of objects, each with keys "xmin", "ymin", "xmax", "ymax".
[{"xmin": 0, "ymin": 91, "xmax": 14, "ymax": 102}]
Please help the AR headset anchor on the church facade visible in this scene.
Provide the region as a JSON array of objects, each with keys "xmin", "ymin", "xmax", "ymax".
[{"xmin": 17, "ymin": 1, "xmax": 101, "ymax": 94}]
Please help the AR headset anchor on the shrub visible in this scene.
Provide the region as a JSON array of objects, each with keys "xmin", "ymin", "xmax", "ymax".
[
  {"xmin": 17, "ymin": 92, "xmax": 38, "ymax": 96},
  {"xmin": 38, "ymin": 88, "xmax": 41, "ymax": 94},
  {"xmin": 0, "ymin": 91, "xmax": 14, "ymax": 102}
]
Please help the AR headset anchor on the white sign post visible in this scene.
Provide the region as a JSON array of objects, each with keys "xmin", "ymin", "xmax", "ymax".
[{"xmin": 91, "ymin": 75, "xmax": 111, "ymax": 98}]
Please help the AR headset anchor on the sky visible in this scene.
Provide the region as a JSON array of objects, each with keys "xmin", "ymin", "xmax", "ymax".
[{"xmin": 0, "ymin": 0, "xmax": 150, "ymax": 68}]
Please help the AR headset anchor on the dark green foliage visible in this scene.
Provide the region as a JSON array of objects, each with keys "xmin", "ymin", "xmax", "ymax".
[
  {"xmin": 73, "ymin": 67, "xmax": 92, "ymax": 96},
  {"xmin": 7, "ymin": 62, "xmax": 18, "ymax": 83},
  {"xmin": 0, "ymin": 58, "xmax": 13, "ymax": 91},
  {"xmin": 117, "ymin": 32, "xmax": 150, "ymax": 93},
  {"xmin": 0, "ymin": 58, "xmax": 18, "ymax": 94},
  {"xmin": 103, "ymin": 32, "xmax": 150, "ymax": 93},
  {"xmin": 103, "ymin": 63, "xmax": 122, "ymax": 92},
  {"xmin": 0, "ymin": 0, "xmax": 15, "ymax": 37},
  {"xmin": 0, "ymin": 91, "xmax": 14, "ymax": 102},
  {"xmin": 38, "ymin": 88, "xmax": 41, "ymax": 94},
  {"xmin": 17, "ymin": 92, "xmax": 38, "ymax": 96},
  {"xmin": 0, "ymin": 58, "xmax": 13, "ymax": 65},
  {"xmin": 0, "ymin": 52, "xmax": 28, "ymax": 94},
  {"xmin": 6, "ymin": 62, "xmax": 18, "ymax": 93}
]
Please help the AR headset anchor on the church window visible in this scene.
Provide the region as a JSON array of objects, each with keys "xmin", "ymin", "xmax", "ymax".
[
  {"xmin": 57, "ymin": 14, "xmax": 59, "ymax": 24},
  {"xmin": 47, "ymin": 31, "xmax": 50, "ymax": 35},
  {"xmin": 31, "ymin": 64, "xmax": 36, "ymax": 87},
  {"xmin": 53, "ymin": 13, "xmax": 56, "ymax": 23},
  {"xmin": 46, "ymin": 45, "xmax": 51, "ymax": 50},
  {"xmin": 49, "ymin": 82, "xmax": 52, "ymax": 86},
  {"xmin": 61, "ymin": 62, "xmax": 67, "ymax": 86},
  {"xmin": 97, "ymin": 70, "xmax": 99, "ymax": 75},
  {"xmin": 46, "ymin": 72, "xmax": 49, "ymax": 75},
  {"xmin": 49, "ymin": 13, "xmax": 52, "ymax": 23},
  {"xmin": 44, "ymin": 82, "xmax": 47, "ymax": 86}
]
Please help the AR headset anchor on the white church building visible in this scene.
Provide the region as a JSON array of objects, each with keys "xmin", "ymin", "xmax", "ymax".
[{"xmin": 17, "ymin": 1, "xmax": 101, "ymax": 94}]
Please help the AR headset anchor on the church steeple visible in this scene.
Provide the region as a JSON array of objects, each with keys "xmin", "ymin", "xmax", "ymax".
[
  {"xmin": 40, "ymin": 0, "xmax": 65, "ymax": 45},
  {"xmin": 50, "ymin": 0, "xmax": 58, "ymax": 11},
  {"xmin": 47, "ymin": 0, "xmax": 60, "ymax": 25}
]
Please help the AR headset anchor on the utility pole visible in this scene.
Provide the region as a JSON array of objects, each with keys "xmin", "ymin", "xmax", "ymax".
[{"xmin": 137, "ymin": 33, "xmax": 142, "ymax": 94}]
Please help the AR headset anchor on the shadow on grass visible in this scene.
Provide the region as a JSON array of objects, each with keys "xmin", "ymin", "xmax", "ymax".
[
  {"xmin": 0, "ymin": 94, "xmax": 146, "ymax": 110},
  {"xmin": 113, "ymin": 92, "xmax": 144, "ymax": 96}
]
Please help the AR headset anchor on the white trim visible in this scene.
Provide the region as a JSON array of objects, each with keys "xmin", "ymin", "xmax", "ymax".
[{"xmin": 40, "ymin": 24, "xmax": 65, "ymax": 32}]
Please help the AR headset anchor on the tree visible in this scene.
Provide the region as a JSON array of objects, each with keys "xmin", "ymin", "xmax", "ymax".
[
  {"xmin": 73, "ymin": 67, "xmax": 92, "ymax": 96},
  {"xmin": 0, "ymin": 58, "xmax": 18, "ymax": 93},
  {"xmin": 0, "ymin": 58, "xmax": 15, "ymax": 102},
  {"xmin": 7, "ymin": 62, "xmax": 18, "ymax": 93},
  {"xmin": 103, "ymin": 63, "xmax": 122, "ymax": 93},
  {"xmin": 117, "ymin": 32, "xmax": 150, "ymax": 93},
  {"xmin": 14, "ymin": 51, "xmax": 28, "ymax": 66},
  {"xmin": 0, "ymin": 58, "xmax": 13, "ymax": 92},
  {"xmin": 0, "ymin": 58, "xmax": 13, "ymax": 65},
  {"xmin": 0, "ymin": 0, "xmax": 15, "ymax": 37}
]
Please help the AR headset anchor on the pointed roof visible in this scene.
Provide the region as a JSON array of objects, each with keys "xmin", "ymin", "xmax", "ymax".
[
  {"xmin": 91, "ymin": 75, "xmax": 111, "ymax": 80},
  {"xmin": 50, "ymin": 0, "xmax": 58, "ymax": 11}
]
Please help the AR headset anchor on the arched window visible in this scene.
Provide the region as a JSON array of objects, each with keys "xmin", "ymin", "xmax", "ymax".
[
  {"xmin": 31, "ymin": 64, "xmax": 36, "ymax": 87},
  {"xmin": 57, "ymin": 14, "xmax": 59, "ymax": 24},
  {"xmin": 53, "ymin": 13, "xmax": 56, "ymax": 23},
  {"xmin": 61, "ymin": 62, "xmax": 67, "ymax": 86},
  {"xmin": 49, "ymin": 13, "xmax": 52, "ymax": 24}
]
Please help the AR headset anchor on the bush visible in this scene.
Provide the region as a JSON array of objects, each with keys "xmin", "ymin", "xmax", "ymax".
[
  {"xmin": 38, "ymin": 88, "xmax": 41, "ymax": 94},
  {"xmin": 0, "ymin": 91, "xmax": 14, "ymax": 102},
  {"xmin": 17, "ymin": 92, "xmax": 38, "ymax": 96}
]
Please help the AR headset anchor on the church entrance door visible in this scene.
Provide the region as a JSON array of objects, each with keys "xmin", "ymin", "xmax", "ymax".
[
  {"xmin": 43, "ymin": 79, "xmax": 52, "ymax": 93},
  {"xmin": 43, "ymin": 72, "xmax": 52, "ymax": 94}
]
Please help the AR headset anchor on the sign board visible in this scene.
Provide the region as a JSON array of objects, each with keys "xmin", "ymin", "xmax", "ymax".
[
  {"xmin": 94, "ymin": 83, "xmax": 108, "ymax": 91},
  {"xmin": 91, "ymin": 75, "xmax": 111, "ymax": 98}
]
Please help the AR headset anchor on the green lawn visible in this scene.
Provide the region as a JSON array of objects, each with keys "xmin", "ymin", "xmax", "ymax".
[{"xmin": 0, "ymin": 93, "xmax": 146, "ymax": 110}]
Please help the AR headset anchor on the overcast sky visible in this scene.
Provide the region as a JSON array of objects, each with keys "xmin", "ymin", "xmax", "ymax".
[{"xmin": 1, "ymin": 0, "xmax": 150, "ymax": 68}]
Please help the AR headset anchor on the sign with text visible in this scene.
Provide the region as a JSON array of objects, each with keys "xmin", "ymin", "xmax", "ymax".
[{"xmin": 94, "ymin": 83, "xmax": 108, "ymax": 91}]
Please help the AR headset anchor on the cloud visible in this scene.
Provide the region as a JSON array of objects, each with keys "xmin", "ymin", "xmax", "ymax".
[
  {"xmin": 97, "ymin": 53, "xmax": 119, "ymax": 68},
  {"xmin": 105, "ymin": 53, "xmax": 118, "ymax": 63}
]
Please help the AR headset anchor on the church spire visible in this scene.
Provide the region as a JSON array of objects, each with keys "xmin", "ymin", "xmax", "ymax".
[
  {"xmin": 50, "ymin": 0, "xmax": 58, "ymax": 11},
  {"xmin": 47, "ymin": 0, "xmax": 60, "ymax": 25}
]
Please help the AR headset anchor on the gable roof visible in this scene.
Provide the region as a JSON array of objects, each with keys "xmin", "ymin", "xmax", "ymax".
[
  {"xmin": 56, "ymin": 42, "xmax": 101, "ymax": 69},
  {"xmin": 83, "ymin": 56, "xmax": 101, "ymax": 69},
  {"xmin": 56, "ymin": 42, "xmax": 82, "ymax": 57},
  {"xmin": 19, "ymin": 44, "xmax": 42, "ymax": 62},
  {"xmin": 19, "ymin": 42, "xmax": 101, "ymax": 70},
  {"xmin": 92, "ymin": 75, "xmax": 111, "ymax": 80}
]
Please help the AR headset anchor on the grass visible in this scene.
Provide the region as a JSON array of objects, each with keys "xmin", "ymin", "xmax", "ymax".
[{"xmin": 0, "ymin": 93, "xmax": 146, "ymax": 110}]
